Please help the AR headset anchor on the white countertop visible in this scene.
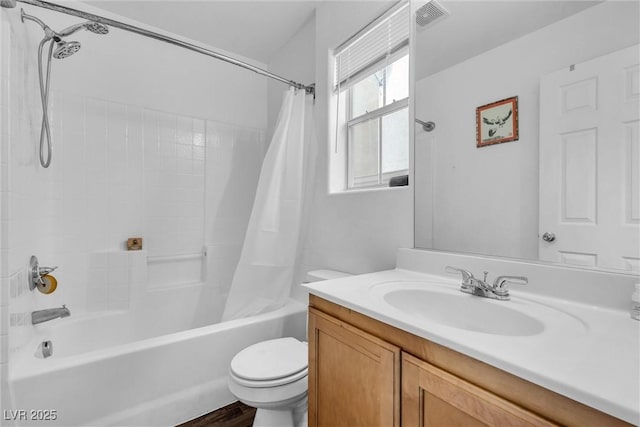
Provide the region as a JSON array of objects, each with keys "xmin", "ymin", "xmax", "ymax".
[{"xmin": 303, "ymin": 268, "xmax": 640, "ymax": 425}]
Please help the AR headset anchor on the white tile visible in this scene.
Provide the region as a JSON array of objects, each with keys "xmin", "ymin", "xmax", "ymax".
[
  {"xmin": 9, "ymin": 273, "xmax": 27, "ymax": 300},
  {"xmin": 128, "ymin": 138, "xmax": 144, "ymax": 169},
  {"xmin": 86, "ymin": 285, "xmax": 107, "ymax": 312},
  {"xmin": 89, "ymin": 252, "xmax": 109, "ymax": 269},
  {"xmin": 107, "ymin": 267, "xmax": 129, "ymax": 287},
  {"xmin": 160, "ymin": 157, "xmax": 177, "ymax": 173},
  {"xmin": 129, "ymin": 263, "xmax": 148, "ymax": 287},
  {"xmin": 158, "ymin": 139, "xmax": 176, "ymax": 158},
  {"xmin": 128, "ymin": 251, "xmax": 147, "ymax": 268},
  {"xmin": 0, "ymin": 334, "xmax": 7, "ymax": 364},
  {"xmin": 0, "ymin": 306, "xmax": 6, "ymax": 335},
  {"xmin": 86, "ymin": 295, "xmax": 106, "ymax": 312},
  {"xmin": 85, "ymin": 101, "xmax": 108, "ymax": 169},
  {"xmin": 88, "ymin": 269, "xmax": 108, "ymax": 290},
  {"xmin": 108, "ymin": 283, "xmax": 130, "ymax": 301},
  {"xmin": 108, "ymin": 252, "xmax": 129, "ymax": 269},
  {"xmin": 193, "ymin": 146, "xmax": 205, "ymax": 161},
  {"xmin": 176, "ymin": 116, "xmax": 194, "ymax": 146},
  {"xmin": 176, "ymin": 143, "xmax": 193, "ymax": 160},
  {"xmin": 107, "ymin": 297, "xmax": 128, "ymax": 310},
  {"xmin": 0, "ymin": 267, "xmax": 7, "ymax": 292},
  {"xmin": 127, "ymin": 105, "xmax": 144, "ymax": 143},
  {"xmin": 176, "ymin": 159, "xmax": 192, "ymax": 174}
]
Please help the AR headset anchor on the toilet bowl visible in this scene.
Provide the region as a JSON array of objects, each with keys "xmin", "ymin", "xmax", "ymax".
[
  {"xmin": 228, "ymin": 337, "xmax": 308, "ymax": 427},
  {"xmin": 227, "ymin": 269, "xmax": 351, "ymax": 427}
]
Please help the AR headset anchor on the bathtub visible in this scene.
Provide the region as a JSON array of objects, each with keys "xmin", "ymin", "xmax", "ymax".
[{"xmin": 8, "ymin": 298, "xmax": 307, "ymax": 426}]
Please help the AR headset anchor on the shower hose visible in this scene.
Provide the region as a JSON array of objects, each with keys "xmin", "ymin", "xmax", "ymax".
[{"xmin": 37, "ymin": 37, "xmax": 54, "ymax": 168}]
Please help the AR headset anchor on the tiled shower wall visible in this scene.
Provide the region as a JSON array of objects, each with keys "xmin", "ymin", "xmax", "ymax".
[
  {"xmin": 1, "ymin": 5, "xmax": 267, "ymax": 412},
  {"xmin": 5, "ymin": 90, "xmax": 265, "ymax": 351},
  {"xmin": 1, "ymin": 9, "xmax": 47, "ymax": 413}
]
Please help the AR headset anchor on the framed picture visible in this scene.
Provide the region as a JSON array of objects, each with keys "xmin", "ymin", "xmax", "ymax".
[{"xmin": 476, "ymin": 96, "xmax": 519, "ymax": 147}]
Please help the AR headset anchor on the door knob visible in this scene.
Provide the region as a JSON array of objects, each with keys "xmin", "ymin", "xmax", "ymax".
[{"xmin": 542, "ymin": 232, "xmax": 556, "ymax": 242}]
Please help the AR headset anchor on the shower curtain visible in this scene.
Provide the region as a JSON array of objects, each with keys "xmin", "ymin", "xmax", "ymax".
[{"xmin": 221, "ymin": 88, "xmax": 316, "ymax": 321}]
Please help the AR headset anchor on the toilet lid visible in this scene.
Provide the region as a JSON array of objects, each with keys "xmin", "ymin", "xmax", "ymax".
[{"xmin": 230, "ymin": 337, "xmax": 308, "ymax": 383}]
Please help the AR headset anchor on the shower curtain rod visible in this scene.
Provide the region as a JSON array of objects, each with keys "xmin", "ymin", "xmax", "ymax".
[{"xmin": 2, "ymin": 0, "xmax": 315, "ymax": 96}]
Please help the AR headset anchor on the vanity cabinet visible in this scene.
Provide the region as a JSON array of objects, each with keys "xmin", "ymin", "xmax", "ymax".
[
  {"xmin": 308, "ymin": 307, "xmax": 401, "ymax": 427},
  {"xmin": 308, "ymin": 295, "xmax": 632, "ymax": 427},
  {"xmin": 402, "ymin": 353, "xmax": 554, "ymax": 427}
]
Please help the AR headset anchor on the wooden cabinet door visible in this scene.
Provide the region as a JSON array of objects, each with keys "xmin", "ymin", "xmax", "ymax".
[
  {"xmin": 308, "ymin": 307, "xmax": 401, "ymax": 427},
  {"xmin": 402, "ymin": 353, "xmax": 558, "ymax": 427}
]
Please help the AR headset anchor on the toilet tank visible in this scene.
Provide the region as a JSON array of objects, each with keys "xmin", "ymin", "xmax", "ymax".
[
  {"xmin": 299, "ymin": 270, "xmax": 352, "ymax": 341},
  {"xmin": 305, "ymin": 269, "xmax": 352, "ymax": 283}
]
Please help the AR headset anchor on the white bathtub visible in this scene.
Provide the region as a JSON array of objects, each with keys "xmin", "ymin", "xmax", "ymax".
[{"xmin": 9, "ymin": 299, "xmax": 307, "ymax": 426}]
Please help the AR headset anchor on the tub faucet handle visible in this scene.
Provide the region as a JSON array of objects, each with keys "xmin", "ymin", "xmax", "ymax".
[{"xmin": 29, "ymin": 255, "xmax": 58, "ymax": 291}]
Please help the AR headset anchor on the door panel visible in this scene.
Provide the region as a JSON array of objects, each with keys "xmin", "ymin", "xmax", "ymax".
[{"xmin": 539, "ymin": 44, "xmax": 640, "ymax": 271}]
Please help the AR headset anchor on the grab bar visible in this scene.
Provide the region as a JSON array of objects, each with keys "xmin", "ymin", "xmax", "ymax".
[{"xmin": 146, "ymin": 252, "xmax": 205, "ymax": 263}]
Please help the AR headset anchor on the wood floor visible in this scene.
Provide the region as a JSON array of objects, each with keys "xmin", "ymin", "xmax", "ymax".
[{"xmin": 177, "ymin": 401, "xmax": 256, "ymax": 427}]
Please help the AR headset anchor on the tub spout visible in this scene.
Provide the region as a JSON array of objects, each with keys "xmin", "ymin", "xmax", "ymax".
[{"xmin": 32, "ymin": 305, "xmax": 70, "ymax": 325}]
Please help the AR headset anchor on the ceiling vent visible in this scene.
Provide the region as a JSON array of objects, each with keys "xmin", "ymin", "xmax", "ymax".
[{"xmin": 415, "ymin": 0, "xmax": 450, "ymax": 31}]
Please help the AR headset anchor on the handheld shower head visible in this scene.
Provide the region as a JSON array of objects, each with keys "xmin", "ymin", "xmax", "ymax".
[
  {"xmin": 21, "ymin": 9, "xmax": 110, "ymax": 168},
  {"xmin": 53, "ymin": 40, "xmax": 81, "ymax": 59},
  {"xmin": 85, "ymin": 21, "xmax": 109, "ymax": 35},
  {"xmin": 58, "ymin": 20, "xmax": 109, "ymax": 37}
]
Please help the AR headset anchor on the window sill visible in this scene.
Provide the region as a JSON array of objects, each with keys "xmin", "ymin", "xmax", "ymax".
[{"xmin": 327, "ymin": 184, "xmax": 411, "ymax": 197}]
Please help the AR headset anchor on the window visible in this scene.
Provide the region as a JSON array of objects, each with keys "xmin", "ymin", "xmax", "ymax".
[{"xmin": 333, "ymin": 3, "xmax": 410, "ymax": 190}]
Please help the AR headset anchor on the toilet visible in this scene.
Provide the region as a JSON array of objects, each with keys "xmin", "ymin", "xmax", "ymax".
[{"xmin": 227, "ymin": 270, "xmax": 351, "ymax": 427}]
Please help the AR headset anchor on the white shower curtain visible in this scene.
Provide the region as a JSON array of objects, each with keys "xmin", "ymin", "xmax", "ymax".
[{"xmin": 221, "ymin": 88, "xmax": 316, "ymax": 321}]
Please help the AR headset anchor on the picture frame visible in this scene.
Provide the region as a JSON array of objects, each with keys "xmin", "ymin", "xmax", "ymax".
[{"xmin": 476, "ymin": 96, "xmax": 519, "ymax": 148}]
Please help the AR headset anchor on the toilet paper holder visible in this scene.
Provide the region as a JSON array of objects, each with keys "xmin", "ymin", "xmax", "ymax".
[{"xmin": 29, "ymin": 255, "xmax": 58, "ymax": 291}]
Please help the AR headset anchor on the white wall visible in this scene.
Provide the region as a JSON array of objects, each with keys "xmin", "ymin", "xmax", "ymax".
[
  {"xmin": 44, "ymin": 4, "xmax": 268, "ymax": 126},
  {"xmin": 305, "ymin": 1, "xmax": 413, "ymax": 275},
  {"xmin": 265, "ymin": 2, "xmax": 414, "ymax": 285},
  {"xmin": 415, "ymin": 1, "xmax": 640, "ymax": 260},
  {"xmin": 267, "ymin": 12, "xmax": 316, "ymax": 140},
  {"xmin": 0, "ymin": 2, "xmax": 267, "ymax": 393}
]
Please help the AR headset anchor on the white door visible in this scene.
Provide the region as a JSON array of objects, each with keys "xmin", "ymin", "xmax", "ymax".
[{"xmin": 539, "ymin": 44, "xmax": 640, "ymax": 272}]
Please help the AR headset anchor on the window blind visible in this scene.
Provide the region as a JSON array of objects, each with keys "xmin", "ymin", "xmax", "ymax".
[{"xmin": 334, "ymin": 2, "xmax": 409, "ymax": 90}]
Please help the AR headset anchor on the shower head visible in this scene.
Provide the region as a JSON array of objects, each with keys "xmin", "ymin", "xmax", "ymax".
[
  {"xmin": 21, "ymin": 8, "xmax": 109, "ymax": 42},
  {"xmin": 53, "ymin": 40, "xmax": 81, "ymax": 59},
  {"xmin": 85, "ymin": 21, "xmax": 109, "ymax": 35},
  {"xmin": 58, "ymin": 20, "xmax": 109, "ymax": 37}
]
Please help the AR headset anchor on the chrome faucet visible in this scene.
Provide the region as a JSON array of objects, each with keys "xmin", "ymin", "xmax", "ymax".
[
  {"xmin": 446, "ymin": 266, "xmax": 527, "ymax": 300},
  {"xmin": 32, "ymin": 305, "xmax": 70, "ymax": 325}
]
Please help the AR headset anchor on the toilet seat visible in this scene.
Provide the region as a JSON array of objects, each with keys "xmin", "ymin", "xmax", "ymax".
[
  {"xmin": 230, "ymin": 366, "xmax": 308, "ymax": 388},
  {"xmin": 230, "ymin": 338, "xmax": 308, "ymax": 388}
]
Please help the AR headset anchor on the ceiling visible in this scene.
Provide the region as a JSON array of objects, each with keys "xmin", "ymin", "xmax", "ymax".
[
  {"xmin": 86, "ymin": 1, "xmax": 601, "ymax": 76},
  {"xmin": 88, "ymin": 0, "xmax": 320, "ymax": 63},
  {"xmin": 415, "ymin": 1, "xmax": 601, "ymax": 80}
]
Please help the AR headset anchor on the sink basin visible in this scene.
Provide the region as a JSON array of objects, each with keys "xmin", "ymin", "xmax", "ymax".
[
  {"xmin": 382, "ymin": 287, "xmax": 544, "ymax": 336},
  {"xmin": 370, "ymin": 281, "xmax": 585, "ymax": 337}
]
